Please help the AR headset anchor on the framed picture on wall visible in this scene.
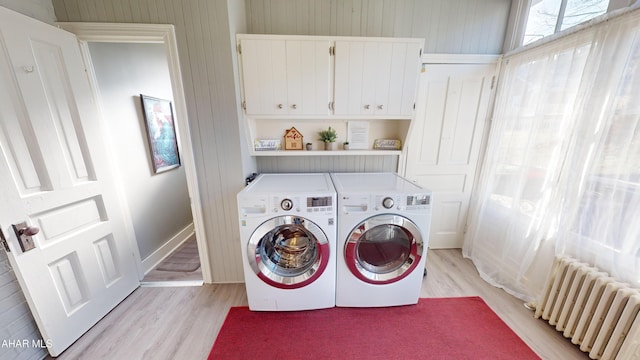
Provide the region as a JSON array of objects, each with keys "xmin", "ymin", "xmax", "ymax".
[{"xmin": 140, "ymin": 94, "xmax": 181, "ymax": 174}]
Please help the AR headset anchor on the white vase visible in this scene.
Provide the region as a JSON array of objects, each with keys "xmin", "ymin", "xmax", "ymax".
[{"xmin": 324, "ymin": 142, "xmax": 336, "ymax": 151}]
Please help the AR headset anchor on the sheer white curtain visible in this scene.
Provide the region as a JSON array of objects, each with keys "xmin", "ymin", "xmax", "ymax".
[
  {"xmin": 463, "ymin": 7, "xmax": 640, "ymax": 301},
  {"xmin": 555, "ymin": 14, "xmax": 640, "ymax": 288}
]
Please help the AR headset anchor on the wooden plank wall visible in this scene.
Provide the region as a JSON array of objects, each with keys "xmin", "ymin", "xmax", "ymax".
[
  {"xmin": 52, "ymin": 0, "xmax": 248, "ymax": 283},
  {"xmin": 246, "ymin": 0, "xmax": 511, "ymax": 53},
  {"xmin": 258, "ymin": 155, "xmax": 399, "ymax": 173},
  {"xmin": 0, "ymin": 250, "xmax": 46, "ymax": 360},
  {"xmin": 247, "ymin": 0, "xmax": 511, "ymax": 173}
]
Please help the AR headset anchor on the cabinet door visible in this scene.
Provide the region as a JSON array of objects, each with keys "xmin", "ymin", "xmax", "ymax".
[
  {"xmin": 334, "ymin": 40, "xmax": 421, "ymax": 117},
  {"xmin": 387, "ymin": 42, "xmax": 422, "ymax": 116},
  {"xmin": 240, "ymin": 39, "xmax": 288, "ymax": 115},
  {"xmin": 286, "ymin": 40, "xmax": 331, "ymax": 116},
  {"xmin": 241, "ymin": 39, "xmax": 331, "ymax": 116},
  {"xmin": 334, "ymin": 41, "xmax": 365, "ymax": 115}
]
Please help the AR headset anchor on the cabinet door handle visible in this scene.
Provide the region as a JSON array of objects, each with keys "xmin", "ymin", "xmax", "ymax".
[
  {"xmin": 364, "ymin": 104, "xmax": 370, "ymax": 110},
  {"xmin": 377, "ymin": 105, "xmax": 384, "ymax": 110},
  {"xmin": 291, "ymin": 104, "xmax": 297, "ymax": 109},
  {"xmin": 277, "ymin": 104, "xmax": 283, "ymax": 109}
]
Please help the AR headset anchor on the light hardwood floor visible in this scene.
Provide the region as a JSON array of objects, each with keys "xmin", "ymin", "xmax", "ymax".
[
  {"xmin": 51, "ymin": 250, "xmax": 588, "ymax": 359},
  {"xmin": 142, "ymin": 237, "xmax": 203, "ymax": 283}
]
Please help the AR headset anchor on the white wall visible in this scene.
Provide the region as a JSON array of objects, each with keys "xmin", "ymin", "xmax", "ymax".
[
  {"xmin": 0, "ymin": 0, "xmax": 54, "ymax": 24},
  {"xmin": 228, "ymin": 0, "xmax": 256, "ymax": 179},
  {"xmin": 245, "ymin": 0, "xmax": 512, "ymax": 54},
  {"xmin": 87, "ymin": 42, "xmax": 193, "ymax": 260}
]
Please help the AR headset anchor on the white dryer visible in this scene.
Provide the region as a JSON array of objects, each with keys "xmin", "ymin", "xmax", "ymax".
[
  {"xmin": 331, "ymin": 172, "xmax": 432, "ymax": 307},
  {"xmin": 237, "ymin": 173, "xmax": 336, "ymax": 311}
]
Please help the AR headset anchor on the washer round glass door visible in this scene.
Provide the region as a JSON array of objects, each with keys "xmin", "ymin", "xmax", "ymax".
[
  {"xmin": 345, "ymin": 214, "xmax": 423, "ymax": 284},
  {"xmin": 248, "ymin": 215, "xmax": 329, "ymax": 289}
]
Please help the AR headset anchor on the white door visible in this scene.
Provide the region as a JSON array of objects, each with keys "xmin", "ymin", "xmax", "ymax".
[
  {"xmin": 0, "ymin": 8, "xmax": 139, "ymax": 356},
  {"xmin": 404, "ymin": 62, "xmax": 496, "ymax": 249}
]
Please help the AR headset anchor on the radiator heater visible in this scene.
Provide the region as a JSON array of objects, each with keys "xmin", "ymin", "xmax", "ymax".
[{"xmin": 535, "ymin": 257, "xmax": 640, "ymax": 359}]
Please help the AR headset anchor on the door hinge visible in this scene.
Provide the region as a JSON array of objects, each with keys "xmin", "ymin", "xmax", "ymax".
[
  {"xmin": 413, "ymin": 103, "xmax": 416, "ymax": 110},
  {"xmin": 419, "ymin": 48, "xmax": 422, "ymax": 57},
  {"xmin": 242, "ymin": 101, "xmax": 246, "ymax": 111},
  {"xmin": 0, "ymin": 227, "xmax": 9, "ymax": 252},
  {"xmin": 237, "ymin": 43, "xmax": 242, "ymax": 55},
  {"xmin": 490, "ymin": 75, "xmax": 496, "ymax": 90}
]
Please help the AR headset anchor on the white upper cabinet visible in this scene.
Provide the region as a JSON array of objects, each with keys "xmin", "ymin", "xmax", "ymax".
[
  {"xmin": 334, "ymin": 40, "xmax": 422, "ymax": 118},
  {"xmin": 240, "ymin": 38, "xmax": 332, "ymax": 116},
  {"xmin": 236, "ymin": 35, "xmax": 423, "ymax": 156}
]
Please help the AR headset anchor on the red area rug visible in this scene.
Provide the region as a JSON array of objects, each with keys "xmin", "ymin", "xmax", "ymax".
[{"xmin": 208, "ymin": 297, "xmax": 539, "ymax": 359}]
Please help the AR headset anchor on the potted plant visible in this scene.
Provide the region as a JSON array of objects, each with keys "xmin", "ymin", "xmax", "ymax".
[
  {"xmin": 343, "ymin": 141, "xmax": 350, "ymax": 150},
  {"xmin": 306, "ymin": 142, "xmax": 313, "ymax": 150},
  {"xmin": 318, "ymin": 126, "xmax": 337, "ymax": 150}
]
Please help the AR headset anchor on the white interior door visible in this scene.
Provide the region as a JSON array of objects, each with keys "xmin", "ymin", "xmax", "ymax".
[
  {"xmin": 404, "ymin": 62, "xmax": 496, "ymax": 249},
  {"xmin": 0, "ymin": 7, "xmax": 139, "ymax": 356}
]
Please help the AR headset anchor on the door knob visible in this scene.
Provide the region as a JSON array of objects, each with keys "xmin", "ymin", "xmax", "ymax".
[
  {"xmin": 377, "ymin": 105, "xmax": 384, "ymax": 110},
  {"xmin": 12, "ymin": 222, "xmax": 39, "ymax": 252},
  {"xmin": 364, "ymin": 104, "xmax": 370, "ymax": 110},
  {"xmin": 19, "ymin": 226, "xmax": 39, "ymax": 236},
  {"xmin": 277, "ymin": 104, "xmax": 283, "ymax": 109}
]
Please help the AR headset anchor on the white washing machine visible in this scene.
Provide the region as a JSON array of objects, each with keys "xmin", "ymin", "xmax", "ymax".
[
  {"xmin": 331, "ymin": 172, "xmax": 432, "ymax": 307},
  {"xmin": 237, "ymin": 173, "xmax": 336, "ymax": 311}
]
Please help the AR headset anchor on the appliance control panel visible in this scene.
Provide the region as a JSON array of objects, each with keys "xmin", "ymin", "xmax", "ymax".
[
  {"xmin": 338, "ymin": 193, "xmax": 432, "ymax": 214},
  {"xmin": 405, "ymin": 194, "xmax": 431, "ymax": 211},
  {"xmin": 261, "ymin": 196, "xmax": 334, "ymax": 214},
  {"xmin": 239, "ymin": 194, "xmax": 335, "ymax": 217},
  {"xmin": 374, "ymin": 195, "xmax": 402, "ymax": 211},
  {"xmin": 304, "ymin": 196, "xmax": 333, "ymax": 214}
]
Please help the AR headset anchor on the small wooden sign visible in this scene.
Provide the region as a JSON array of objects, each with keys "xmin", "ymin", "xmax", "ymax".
[
  {"xmin": 373, "ymin": 139, "xmax": 402, "ymax": 150},
  {"xmin": 284, "ymin": 127, "xmax": 303, "ymax": 150},
  {"xmin": 254, "ymin": 139, "xmax": 281, "ymax": 151}
]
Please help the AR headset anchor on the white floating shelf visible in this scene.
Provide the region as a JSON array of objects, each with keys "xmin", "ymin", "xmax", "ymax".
[{"xmin": 251, "ymin": 150, "xmax": 402, "ymax": 156}]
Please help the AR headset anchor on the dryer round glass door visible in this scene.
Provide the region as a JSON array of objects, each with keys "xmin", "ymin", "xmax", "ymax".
[
  {"xmin": 248, "ymin": 215, "xmax": 329, "ymax": 289},
  {"xmin": 345, "ymin": 214, "xmax": 423, "ymax": 284}
]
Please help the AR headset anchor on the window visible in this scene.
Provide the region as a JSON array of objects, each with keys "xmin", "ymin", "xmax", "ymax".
[
  {"xmin": 465, "ymin": 10, "xmax": 640, "ymax": 300},
  {"xmin": 523, "ymin": 0, "xmax": 609, "ymax": 45}
]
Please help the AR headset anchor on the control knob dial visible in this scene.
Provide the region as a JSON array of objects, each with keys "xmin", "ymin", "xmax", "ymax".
[
  {"xmin": 382, "ymin": 197, "xmax": 394, "ymax": 209},
  {"xmin": 280, "ymin": 199, "xmax": 293, "ymax": 211}
]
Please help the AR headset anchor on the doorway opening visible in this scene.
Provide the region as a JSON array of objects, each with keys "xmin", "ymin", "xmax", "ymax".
[{"xmin": 60, "ymin": 23, "xmax": 211, "ymax": 286}]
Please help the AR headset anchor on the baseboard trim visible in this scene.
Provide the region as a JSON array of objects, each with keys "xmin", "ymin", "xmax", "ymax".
[
  {"xmin": 141, "ymin": 223, "xmax": 195, "ymax": 276},
  {"xmin": 140, "ymin": 280, "xmax": 203, "ymax": 287}
]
